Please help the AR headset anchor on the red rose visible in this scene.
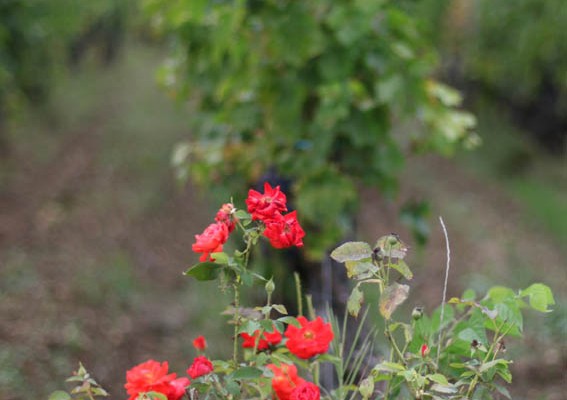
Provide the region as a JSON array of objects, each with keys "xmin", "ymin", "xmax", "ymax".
[
  {"xmin": 284, "ymin": 316, "xmax": 334, "ymax": 359},
  {"xmin": 192, "ymin": 335, "xmax": 207, "ymax": 351},
  {"xmin": 290, "ymin": 382, "xmax": 320, "ymax": 400},
  {"xmin": 421, "ymin": 344, "xmax": 430, "ymax": 358},
  {"xmin": 169, "ymin": 377, "xmax": 190, "ymax": 400},
  {"xmin": 268, "ymin": 363, "xmax": 305, "ymax": 400},
  {"xmin": 124, "ymin": 360, "xmax": 189, "ymax": 400},
  {"xmin": 215, "ymin": 203, "xmax": 236, "ymax": 232},
  {"xmin": 263, "ymin": 211, "xmax": 305, "ymax": 249},
  {"xmin": 241, "ymin": 328, "xmax": 282, "ymax": 351},
  {"xmin": 187, "ymin": 355, "xmax": 214, "ymax": 379},
  {"xmin": 192, "ymin": 222, "xmax": 229, "ymax": 262},
  {"xmin": 245, "ymin": 182, "xmax": 287, "ymax": 221}
]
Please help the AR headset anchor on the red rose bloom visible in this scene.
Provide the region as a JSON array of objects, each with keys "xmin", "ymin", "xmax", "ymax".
[
  {"xmin": 192, "ymin": 335, "xmax": 207, "ymax": 351},
  {"xmin": 284, "ymin": 316, "xmax": 334, "ymax": 359},
  {"xmin": 215, "ymin": 203, "xmax": 236, "ymax": 232},
  {"xmin": 169, "ymin": 377, "xmax": 190, "ymax": 400},
  {"xmin": 263, "ymin": 211, "xmax": 305, "ymax": 249},
  {"xmin": 291, "ymin": 382, "xmax": 320, "ymax": 400},
  {"xmin": 187, "ymin": 356, "xmax": 214, "ymax": 379},
  {"xmin": 246, "ymin": 182, "xmax": 287, "ymax": 221},
  {"xmin": 124, "ymin": 360, "xmax": 189, "ymax": 400},
  {"xmin": 241, "ymin": 328, "xmax": 282, "ymax": 350},
  {"xmin": 192, "ymin": 222, "xmax": 229, "ymax": 262},
  {"xmin": 268, "ymin": 363, "xmax": 305, "ymax": 400}
]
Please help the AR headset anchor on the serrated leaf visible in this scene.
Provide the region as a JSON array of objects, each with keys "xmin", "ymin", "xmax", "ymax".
[
  {"xmin": 372, "ymin": 362, "xmax": 406, "ymax": 373},
  {"xmin": 277, "ymin": 316, "xmax": 301, "ymax": 327},
  {"xmin": 330, "ymin": 241, "xmax": 372, "ymax": 263},
  {"xmin": 495, "ymin": 384, "xmax": 512, "ymax": 399},
  {"xmin": 479, "ymin": 359, "xmax": 510, "ymax": 373},
  {"xmin": 347, "ymin": 286, "xmax": 364, "ymax": 317},
  {"xmin": 48, "ymin": 391, "xmax": 72, "ymax": 400},
  {"xmin": 427, "ymin": 373, "xmax": 449, "ymax": 385},
  {"xmin": 388, "ymin": 259, "xmax": 413, "ymax": 280},
  {"xmin": 140, "ymin": 392, "xmax": 168, "ymax": 400},
  {"xmin": 234, "ymin": 209, "xmax": 250, "ymax": 220},
  {"xmin": 210, "ymin": 252, "xmax": 229, "ymax": 265},
  {"xmin": 272, "ymin": 304, "xmax": 288, "ymax": 315},
  {"xmin": 231, "ymin": 366, "xmax": 263, "ymax": 380},
  {"xmin": 430, "ymin": 384, "xmax": 458, "ymax": 394},
  {"xmin": 184, "ymin": 262, "xmax": 222, "ymax": 281},
  {"xmin": 520, "ymin": 283, "xmax": 555, "ymax": 312},
  {"xmin": 379, "ymin": 283, "xmax": 409, "ymax": 320}
]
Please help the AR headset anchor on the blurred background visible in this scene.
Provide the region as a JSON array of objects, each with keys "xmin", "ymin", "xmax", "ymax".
[{"xmin": 0, "ymin": 1, "xmax": 565, "ymax": 399}]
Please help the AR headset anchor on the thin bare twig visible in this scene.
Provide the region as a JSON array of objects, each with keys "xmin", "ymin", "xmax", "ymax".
[{"xmin": 437, "ymin": 216, "xmax": 451, "ymax": 365}]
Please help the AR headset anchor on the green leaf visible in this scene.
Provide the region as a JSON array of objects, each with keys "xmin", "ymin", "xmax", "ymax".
[
  {"xmin": 427, "ymin": 373, "xmax": 449, "ymax": 385},
  {"xmin": 210, "ymin": 252, "xmax": 229, "ymax": 265},
  {"xmin": 234, "ymin": 209, "xmax": 251, "ymax": 220},
  {"xmin": 379, "ymin": 283, "xmax": 410, "ymax": 320},
  {"xmin": 231, "ymin": 366, "xmax": 263, "ymax": 380},
  {"xmin": 372, "ymin": 362, "xmax": 406, "ymax": 374},
  {"xmin": 277, "ymin": 316, "xmax": 301, "ymax": 327},
  {"xmin": 520, "ymin": 283, "xmax": 555, "ymax": 312},
  {"xmin": 184, "ymin": 262, "xmax": 222, "ymax": 281},
  {"xmin": 48, "ymin": 391, "xmax": 72, "ymax": 400},
  {"xmin": 347, "ymin": 286, "xmax": 364, "ymax": 318},
  {"xmin": 330, "ymin": 241, "xmax": 373, "ymax": 263},
  {"xmin": 494, "ymin": 384, "xmax": 512, "ymax": 399},
  {"xmin": 479, "ymin": 359, "xmax": 510, "ymax": 373},
  {"xmin": 272, "ymin": 304, "xmax": 288, "ymax": 315},
  {"xmin": 430, "ymin": 384, "xmax": 458, "ymax": 394},
  {"xmin": 317, "ymin": 354, "xmax": 342, "ymax": 366},
  {"xmin": 139, "ymin": 392, "xmax": 168, "ymax": 400},
  {"xmin": 387, "ymin": 259, "xmax": 413, "ymax": 280}
]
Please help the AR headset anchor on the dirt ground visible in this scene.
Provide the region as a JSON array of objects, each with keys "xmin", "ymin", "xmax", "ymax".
[{"xmin": 0, "ymin": 46, "xmax": 565, "ymax": 399}]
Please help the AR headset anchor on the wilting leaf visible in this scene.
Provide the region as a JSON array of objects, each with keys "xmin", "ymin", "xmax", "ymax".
[
  {"xmin": 330, "ymin": 241, "xmax": 372, "ymax": 262},
  {"xmin": 345, "ymin": 260, "xmax": 378, "ymax": 279},
  {"xmin": 347, "ymin": 286, "xmax": 364, "ymax": 317},
  {"xmin": 374, "ymin": 234, "xmax": 408, "ymax": 259},
  {"xmin": 184, "ymin": 262, "xmax": 222, "ymax": 281},
  {"xmin": 387, "ymin": 259, "xmax": 413, "ymax": 280},
  {"xmin": 380, "ymin": 283, "xmax": 410, "ymax": 320}
]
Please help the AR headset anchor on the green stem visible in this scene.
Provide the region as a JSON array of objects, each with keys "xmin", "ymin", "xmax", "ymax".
[
  {"xmin": 385, "ymin": 321, "xmax": 407, "ymax": 367},
  {"xmin": 294, "ymin": 272, "xmax": 303, "ymax": 316},
  {"xmin": 233, "ymin": 278, "xmax": 241, "ymax": 366},
  {"xmin": 465, "ymin": 319, "xmax": 512, "ymax": 397},
  {"xmin": 313, "ymin": 360, "xmax": 320, "ymax": 386}
]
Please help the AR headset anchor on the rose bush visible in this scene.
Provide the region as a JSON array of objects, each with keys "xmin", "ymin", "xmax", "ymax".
[{"xmin": 50, "ymin": 183, "xmax": 555, "ymax": 400}]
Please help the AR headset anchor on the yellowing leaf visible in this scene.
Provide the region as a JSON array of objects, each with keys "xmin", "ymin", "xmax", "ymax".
[
  {"xmin": 379, "ymin": 283, "xmax": 409, "ymax": 320},
  {"xmin": 330, "ymin": 241, "xmax": 373, "ymax": 262}
]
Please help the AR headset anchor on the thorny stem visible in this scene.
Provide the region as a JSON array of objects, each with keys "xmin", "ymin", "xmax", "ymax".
[{"xmin": 465, "ymin": 319, "xmax": 513, "ymax": 397}]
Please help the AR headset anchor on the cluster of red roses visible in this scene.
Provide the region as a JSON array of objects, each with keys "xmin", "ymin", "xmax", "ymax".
[
  {"xmin": 241, "ymin": 316, "xmax": 333, "ymax": 359},
  {"xmin": 192, "ymin": 183, "xmax": 305, "ymax": 261},
  {"xmin": 125, "ymin": 337, "xmax": 213, "ymax": 400},
  {"xmin": 125, "ymin": 316, "xmax": 333, "ymax": 400}
]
